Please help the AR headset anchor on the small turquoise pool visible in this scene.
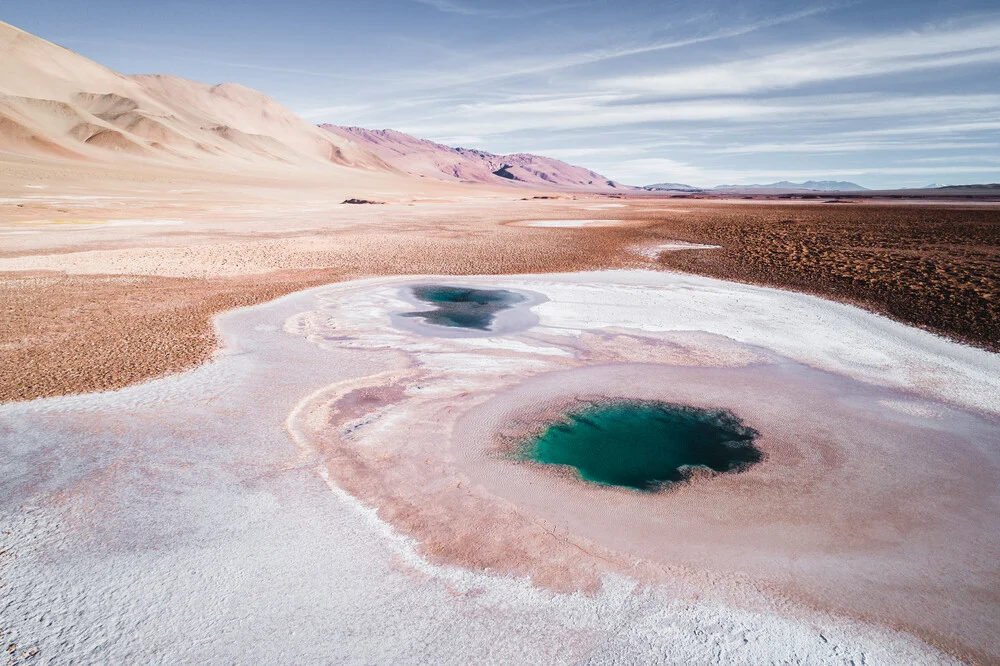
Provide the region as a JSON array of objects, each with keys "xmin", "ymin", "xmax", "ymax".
[
  {"xmin": 518, "ymin": 400, "xmax": 761, "ymax": 491},
  {"xmin": 402, "ymin": 285, "xmax": 526, "ymax": 330}
]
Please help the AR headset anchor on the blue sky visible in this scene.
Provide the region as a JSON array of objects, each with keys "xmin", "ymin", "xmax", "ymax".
[{"xmin": 5, "ymin": 0, "xmax": 1000, "ymax": 187}]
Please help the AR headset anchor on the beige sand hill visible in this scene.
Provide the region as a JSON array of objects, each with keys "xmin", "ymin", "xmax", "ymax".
[
  {"xmin": 0, "ymin": 20, "xmax": 393, "ymax": 171},
  {"xmin": 322, "ymin": 125, "xmax": 630, "ymax": 191}
]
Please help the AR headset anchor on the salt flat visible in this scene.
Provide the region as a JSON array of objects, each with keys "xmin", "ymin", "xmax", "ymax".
[{"xmin": 3, "ymin": 270, "xmax": 995, "ymax": 664}]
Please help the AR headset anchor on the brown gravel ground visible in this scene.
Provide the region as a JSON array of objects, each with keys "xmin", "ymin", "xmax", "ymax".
[
  {"xmin": 2, "ymin": 199, "xmax": 998, "ymax": 403},
  {"xmin": 636, "ymin": 203, "xmax": 1000, "ymax": 352},
  {"xmin": 1, "ymin": 270, "xmax": 343, "ymax": 402},
  {"xmin": 0, "ymin": 226, "xmax": 634, "ymax": 402}
]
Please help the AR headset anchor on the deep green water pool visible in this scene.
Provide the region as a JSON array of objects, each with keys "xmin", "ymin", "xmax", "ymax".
[
  {"xmin": 402, "ymin": 285, "xmax": 526, "ymax": 330},
  {"xmin": 519, "ymin": 400, "xmax": 761, "ymax": 491}
]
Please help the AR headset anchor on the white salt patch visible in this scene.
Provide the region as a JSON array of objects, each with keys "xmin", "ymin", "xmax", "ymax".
[
  {"xmin": 292, "ymin": 271, "xmax": 1000, "ymax": 416},
  {"xmin": 23, "ymin": 194, "xmax": 127, "ymax": 200},
  {"xmin": 636, "ymin": 241, "xmax": 721, "ymax": 258},
  {"xmin": 453, "ymin": 337, "xmax": 574, "ymax": 357},
  {"xmin": 520, "ymin": 271, "xmax": 999, "ymax": 415},
  {"xmin": 879, "ymin": 399, "xmax": 945, "ymax": 419},
  {"xmin": 520, "ymin": 219, "xmax": 624, "ymax": 227},
  {"xmin": 103, "ymin": 219, "xmax": 186, "ymax": 227}
]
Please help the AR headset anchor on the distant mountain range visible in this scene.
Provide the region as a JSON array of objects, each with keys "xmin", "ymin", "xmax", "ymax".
[
  {"xmin": 713, "ymin": 180, "xmax": 869, "ymax": 191},
  {"xmin": 920, "ymin": 183, "xmax": 1000, "ymax": 192},
  {"xmin": 321, "ymin": 126, "xmax": 629, "ymax": 191},
  {"xmin": 643, "ymin": 182, "xmax": 701, "ymax": 192},
  {"xmin": 644, "ymin": 180, "xmax": 870, "ymax": 192},
  {"xmin": 910, "ymin": 183, "xmax": 1000, "ymax": 191}
]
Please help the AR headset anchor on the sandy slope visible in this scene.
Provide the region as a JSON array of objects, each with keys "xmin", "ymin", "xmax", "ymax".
[{"xmin": 0, "ymin": 20, "xmax": 390, "ymax": 170}]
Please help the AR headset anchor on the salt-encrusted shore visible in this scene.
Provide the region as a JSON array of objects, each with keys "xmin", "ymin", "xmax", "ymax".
[
  {"xmin": 288, "ymin": 270, "xmax": 1000, "ymax": 663},
  {"xmin": 2, "ymin": 270, "xmax": 997, "ymax": 664}
]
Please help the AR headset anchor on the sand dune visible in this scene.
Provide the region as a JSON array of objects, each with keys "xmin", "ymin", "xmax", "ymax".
[
  {"xmin": 0, "ymin": 19, "xmax": 387, "ymax": 171},
  {"xmin": 131, "ymin": 74, "xmax": 389, "ymax": 168}
]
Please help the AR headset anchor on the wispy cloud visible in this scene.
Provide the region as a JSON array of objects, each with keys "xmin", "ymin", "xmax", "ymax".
[
  {"xmin": 401, "ymin": 93, "xmax": 1000, "ymax": 137},
  {"xmin": 843, "ymin": 121, "xmax": 1000, "ymax": 137},
  {"xmin": 313, "ymin": 16, "xmax": 1000, "ymax": 146},
  {"xmin": 411, "ymin": 0, "xmax": 582, "ymax": 19},
  {"xmin": 555, "ymin": 4, "xmax": 847, "ymax": 69},
  {"xmin": 899, "ymin": 155, "xmax": 1000, "ymax": 164},
  {"xmin": 711, "ymin": 140, "xmax": 999, "ymax": 154},
  {"xmin": 412, "ymin": 0, "xmax": 485, "ymax": 16},
  {"xmin": 390, "ymin": 3, "xmax": 845, "ymax": 89},
  {"xmin": 606, "ymin": 20, "xmax": 1000, "ymax": 97}
]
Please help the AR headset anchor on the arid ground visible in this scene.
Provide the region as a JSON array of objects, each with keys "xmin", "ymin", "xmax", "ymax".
[
  {"xmin": 2, "ymin": 175, "xmax": 998, "ymax": 402},
  {"xmin": 3, "ymin": 166, "xmax": 999, "ymax": 663}
]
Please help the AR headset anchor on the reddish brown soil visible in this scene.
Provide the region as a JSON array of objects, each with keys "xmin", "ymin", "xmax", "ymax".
[
  {"xmin": 633, "ymin": 204, "xmax": 1000, "ymax": 351},
  {"xmin": 0, "ymin": 226, "xmax": 631, "ymax": 402},
  {"xmin": 3, "ymin": 201, "xmax": 997, "ymax": 403},
  {"xmin": 0, "ymin": 271, "xmax": 341, "ymax": 402}
]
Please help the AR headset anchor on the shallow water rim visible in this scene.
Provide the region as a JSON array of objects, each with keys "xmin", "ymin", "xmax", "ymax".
[
  {"xmin": 391, "ymin": 282, "xmax": 548, "ymax": 338},
  {"xmin": 509, "ymin": 397, "xmax": 763, "ymax": 492}
]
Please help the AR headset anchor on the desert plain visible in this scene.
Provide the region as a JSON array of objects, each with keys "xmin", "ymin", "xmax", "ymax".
[
  {"xmin": 2, "ymin": 17, "xmax": 1000, "ymax": 666},
  {"xmin": 4, "ymin": 161, "xmax": 999, "ymax": 664}
]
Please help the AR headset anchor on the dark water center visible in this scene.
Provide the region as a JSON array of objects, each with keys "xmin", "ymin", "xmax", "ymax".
[
  {"xmin": 402, "ymin": 285, "xmax": 526, "ymax": 330},
  {"xmin": 519, "ymin": 400, "xmax": 761, "ymax": 491}
]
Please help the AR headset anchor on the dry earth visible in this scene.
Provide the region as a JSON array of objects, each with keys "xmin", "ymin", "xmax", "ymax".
[
  {"xmin": 2, "ymin": 170, "xmax": 999, "ymax": 404},
  {"xmin": 643, "ymin": 201, "xmax": 1000, "ymax": 351},
  {"xmin": 2, "ymin": 170, "xmax": 998, "ymax": 403}
]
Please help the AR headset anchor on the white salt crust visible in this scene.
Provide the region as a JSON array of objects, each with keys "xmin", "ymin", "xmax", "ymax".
[{"xmin": 3, "ymin": 270, "xmax": 993, "ymax": 664}]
